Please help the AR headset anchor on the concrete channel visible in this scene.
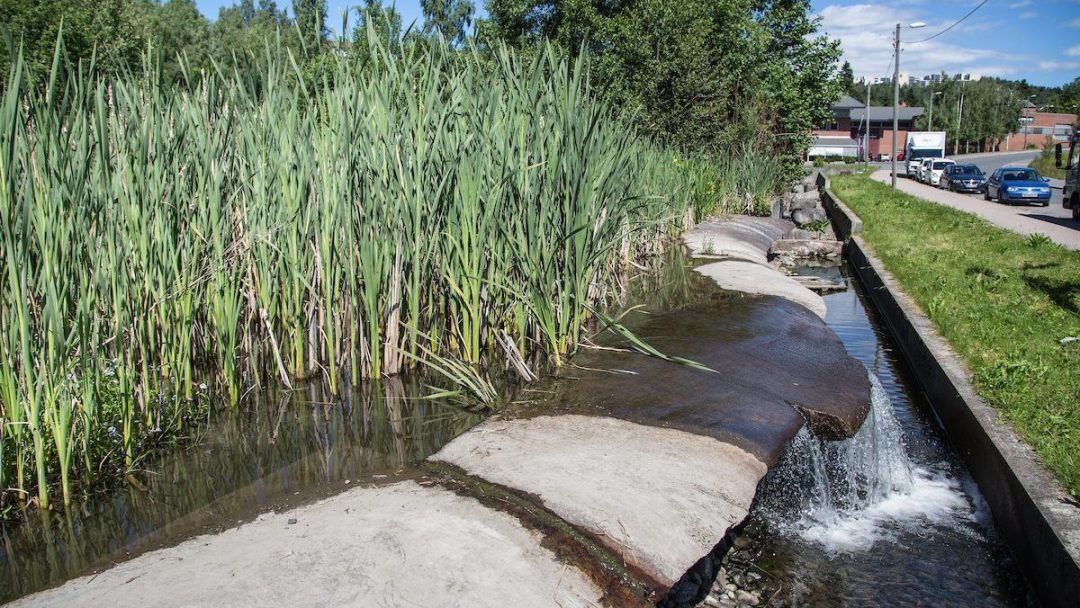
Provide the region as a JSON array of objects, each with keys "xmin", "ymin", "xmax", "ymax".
[{"xmin": 819, "ymin": 170, "xmax": 1080, "ymax": 608}]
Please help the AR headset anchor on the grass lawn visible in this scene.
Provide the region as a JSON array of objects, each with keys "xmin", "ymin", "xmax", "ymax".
[
  {"xmin": 1031, "ymin": 146, "xmax": 1067, "ymax": 180},
  {"xmin": 832, "ymin": 173, "xmax": 1080, "ymax": 498}
]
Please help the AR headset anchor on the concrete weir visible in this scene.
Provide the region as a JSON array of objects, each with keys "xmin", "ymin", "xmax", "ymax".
[{"xmin": 13, "ymin": 216, "xmax": 871, "ymax": 608}]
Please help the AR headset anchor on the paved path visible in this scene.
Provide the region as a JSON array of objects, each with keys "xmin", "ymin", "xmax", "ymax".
[{"xmin": 871, "ymin": 169, "xmax": 1080, "ymax": 250}]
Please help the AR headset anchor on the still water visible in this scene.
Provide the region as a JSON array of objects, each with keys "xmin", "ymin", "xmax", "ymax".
[{"xmin": 0, "ymin": 379, "xmax": 482, "ymax": 603}]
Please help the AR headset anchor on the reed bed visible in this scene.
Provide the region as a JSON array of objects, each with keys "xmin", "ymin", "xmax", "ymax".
[{"xmin": 0, "ymin": 33, "xmax": 781, "ymax": 511}]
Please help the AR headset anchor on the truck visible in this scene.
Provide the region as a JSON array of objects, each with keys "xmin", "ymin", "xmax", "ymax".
[
  {"xmin": 904, "ymin": 131, "xmax": 947, "ymax": 177},
  {"xmin": 1056, "ymin": 134, "xmax": 1080, "ymax": 222}
]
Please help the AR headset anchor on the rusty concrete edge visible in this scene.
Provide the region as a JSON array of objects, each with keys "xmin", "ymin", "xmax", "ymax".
[
  {"xmin": 420, "ymin": 461, "xmax": 661, "ymax": 607},
  {"xmin": 820, "ymin": 172, "xmax": 1080, "ymax": 608}
]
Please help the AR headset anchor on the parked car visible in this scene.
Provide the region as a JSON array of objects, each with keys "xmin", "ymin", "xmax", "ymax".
[
  {"xmin": 925, "ymin": 158, "xmax": 956, "ymax": 187},
  {"xmin": 916, "ymin": 158, "xmax": 939, "ymax": 183},
  {"xmin": 983, "ymin": 167, "xmax": 1052, "ymax": 206},
  {"xmin": 879, "ymin": 153, "xmax": 891, "ymax": 162},
  {"xmin": 941, "ymin": 164, "xmax": 985, "ymax": 192}
]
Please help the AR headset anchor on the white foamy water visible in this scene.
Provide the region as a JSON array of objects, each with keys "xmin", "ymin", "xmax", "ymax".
[{"xmin": 765, "ymin": 372, "xmax": 981, "ymax": 554}]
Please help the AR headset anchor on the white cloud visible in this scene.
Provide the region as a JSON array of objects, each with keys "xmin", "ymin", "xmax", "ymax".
[
  {"xmin": 1069, "ymin": 18, "xmax": 1080, "ymax": 28},
  {"xmin": 1067, "ymin": 45, "xmax": 1080, "ymax": 57},
  {"xmin": 817, "ymin": 3, "xmax": 1007, "ymax": 81},
  {"xmin": 1038, "ymin": 60, "xmax": 1080, "ymax": 71},
  {"xmin": 1019, "ymin": 11, "xmax": 1038, "ymax": 20},
  {"xmin": 1008, "ymin": 1, "xmax": 1032, "ymax": 8}
]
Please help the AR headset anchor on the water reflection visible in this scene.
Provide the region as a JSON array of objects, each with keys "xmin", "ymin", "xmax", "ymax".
[{"xmin": 0, "ymin": 377, "xmax": 482, "ymax": 603}]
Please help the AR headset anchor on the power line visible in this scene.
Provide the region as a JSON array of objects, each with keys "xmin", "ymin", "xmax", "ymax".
[{"xmin": 910, "ymin": 0, "xmax": 990, "ymax": 43}]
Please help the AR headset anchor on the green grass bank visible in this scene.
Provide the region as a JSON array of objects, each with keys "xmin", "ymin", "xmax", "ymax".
[
  {"xmin": 1031, "ymin": 146, "xmax": 1067, "ymax": 180},
  {"xmin": 832, "ymin": 173, "xmax": 1080, "ymax": 497}
]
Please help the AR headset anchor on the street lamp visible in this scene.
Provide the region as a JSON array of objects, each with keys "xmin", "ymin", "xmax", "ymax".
[
  {"xmin": 1023, "ymin": 94, "xmax": 1036, "ymax": 149},
  {"xmin": 928, "ymin": 90, "xmax": 943, "ymax": 130},
  {"xmin": 892, "ymin": 21, "xmax": 926, "ymax": 188}
]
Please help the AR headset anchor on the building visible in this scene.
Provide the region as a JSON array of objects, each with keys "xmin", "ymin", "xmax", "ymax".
[
  {"xmin": 1000, "ymin": 101, "xmax": 1077, "ymax": 152},
  {"xmin": 908, "ymin": 73, "xmax": 981, "ymax": 87},
  {"xmin": 809, "ymin": 96, "xmax": 925, "ymax": 160}
]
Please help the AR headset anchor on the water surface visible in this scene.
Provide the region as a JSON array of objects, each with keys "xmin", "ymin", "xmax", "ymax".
[
  {"xmin": 745, "ymin": 268, "xmax": 1035, "ymax": 607},
  {"xmin": 0, "ymin": 379, "xmax": 482, "ymax": 603}
]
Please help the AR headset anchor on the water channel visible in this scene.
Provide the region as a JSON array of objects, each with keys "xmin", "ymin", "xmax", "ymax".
[
  {"xmin": 0, "ymin": 256, "xmax": 1039, "ymax": 606},
  {"xmin": 720, "ymin": 267, "xmax": 1036, "ymax": 607}
]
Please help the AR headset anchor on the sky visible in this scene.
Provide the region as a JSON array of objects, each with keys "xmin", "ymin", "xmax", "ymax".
[
  {"xmin": 194, "ymin": 1, "xmax": 1080, "ymax": 88},
  {"xmin": 812, "ymin": 0, "xmax": 1080, "ymax": 87}
]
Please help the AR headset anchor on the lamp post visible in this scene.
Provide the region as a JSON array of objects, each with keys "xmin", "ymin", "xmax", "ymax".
[
  {"xmin": 1023, "ymin": 94, "xmax": 1036, "ymax": 150},
  {"xmin": 1044, "ymin": 105, "xmax": 1055, "ymax": 146},
  {"xmin": 928, "ymin": 90, "xmax": 942, "ymax": 130},
  {"xmin": 892, "ymin": 21, "xmax": 926, "ymax": 188}
]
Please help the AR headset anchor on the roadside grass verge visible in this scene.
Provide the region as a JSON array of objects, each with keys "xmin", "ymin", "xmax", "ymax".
[
  {"xmin": 832, "ymin": 173, "xmax": 1080, "ymax": 498},
  {"xmin": 1031, "ymin": 145, "xmax": 1066, "ymax": 180}
]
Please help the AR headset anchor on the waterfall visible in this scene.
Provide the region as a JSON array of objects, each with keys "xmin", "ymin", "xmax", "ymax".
[{"xmin": 761, "ymin": 371, "xmax": 975, "ymax": 553}]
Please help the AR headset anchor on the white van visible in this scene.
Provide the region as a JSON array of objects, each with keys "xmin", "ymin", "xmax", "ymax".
[{"xmin": 924, "ymin": 158, "xmax": 956, "ymax": 186}]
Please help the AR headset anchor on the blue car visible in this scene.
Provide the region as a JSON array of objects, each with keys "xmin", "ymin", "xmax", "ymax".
[{"xmin": 984, "ymin": 167, "xmax": 1052, "ymax": 206}]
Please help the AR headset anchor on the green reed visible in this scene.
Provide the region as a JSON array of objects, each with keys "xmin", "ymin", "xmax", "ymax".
[{"xmin": 0, "ymin": 30, "xmax": 781, "ymax": 510}]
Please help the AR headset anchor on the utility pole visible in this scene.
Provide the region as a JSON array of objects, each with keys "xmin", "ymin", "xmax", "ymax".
[
  {"xmin": 865, "ymin": 80, "xmax": 872, "ymax": 165},
  {"xmin": 892, "ymin": 21, "xmax": 925, "ymax": 187},
  {"xmin": 892, "ymin": 23, "xmax": 900, "ymax": 187},
  {"xmin": 956, "ymin": 83, "xmax": 966, "ymax": 156},
  {"xmin": 1023, "ymin": 95, "xmax": 1035, "ymax": 150}
]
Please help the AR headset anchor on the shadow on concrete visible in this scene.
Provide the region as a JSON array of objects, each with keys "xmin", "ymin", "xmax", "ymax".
[{"xmin": 1018, "ymin": 213, "xmax": 1080, "ymax": 232}]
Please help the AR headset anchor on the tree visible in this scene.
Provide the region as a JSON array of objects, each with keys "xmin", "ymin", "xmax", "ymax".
[
  {"xmin": 482, "ymin": 0, "xmax": 841, "ymax": 161},
  {"xmin": 838, "ymin": 60, "xmax": 855, "ymax": 96},
  {"xmin": 350, "ymin": 0, "xmax": 404, "ymax": 64},
  {"xmin": 148, "ymin": 0, "xmax": 212, "ymax": 83},
  {"xmin": 0, "ymin": 0, "xmax": 147, "ymax": 75},
  {"xmin": 422, "ymin": 0, "xmax": 474, "ymax": 46},
  {"xmin": 293, "ymin": 0, "xmax": 326, "ymax": 46}
]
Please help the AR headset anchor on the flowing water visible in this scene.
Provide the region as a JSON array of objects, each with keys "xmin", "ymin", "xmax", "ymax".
[
  {"xmin": 0, "ymin": 378, "xmax": 483, "ymax": 603},
  {"xmin": 744, "ymin": 268, "xmax": 1035, "ymax": 606}
]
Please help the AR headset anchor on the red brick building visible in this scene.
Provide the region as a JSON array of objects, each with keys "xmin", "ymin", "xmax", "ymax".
[
  {"xmin": 1001, "ymin": 102, "xmax": 1077, "ymax": 152},
  {"xmin": 809, "ymin": 96, "xmax": 924, "ymax": 160}
]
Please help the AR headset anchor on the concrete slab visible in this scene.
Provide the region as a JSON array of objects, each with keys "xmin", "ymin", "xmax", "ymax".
[
  {"xmin": 11, "ymin": 481, "xmax": 604, "ymax": 608},
  {"xmin": 528, "ymin": 295, "xmax": 871, "ymax": 459},
  {"xmin": 695, "ymin": 260, "xmax": 827, "ymax": 320},
  {"xmin": 431, "ymin": 415, "xmax": 768, "ymax": 589},
  {"xmin": 681, "ymin": 216, "xmax": 793, "ymax": 263}
]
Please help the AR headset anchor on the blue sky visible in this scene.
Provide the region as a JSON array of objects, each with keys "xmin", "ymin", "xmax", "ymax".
[
  {"xmin": 812, "ymin": 0, "xmax": 1080, "ymax": 87},
  {"xmin": 193, "ymin": 1, "xmax": 455, "ymax": 35},
  {"xmin": 195, "ymin": 1, "xmax": 1080, "ymax": 87}
]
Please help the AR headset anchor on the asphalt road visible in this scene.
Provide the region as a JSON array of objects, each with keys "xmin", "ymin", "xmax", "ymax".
[
  {"xmin": 952, "ymin": 150, "xmax": 1039, "ymax": 176},
  {"xmin": 872, "ymin": 156, "xmax": 1080, "ymax": 250}
]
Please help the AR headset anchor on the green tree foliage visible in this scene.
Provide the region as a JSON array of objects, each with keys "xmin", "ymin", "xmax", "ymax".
[
  {"xmin": 907, "ymin": 77, "xmax": 1025, "ymax": 152},
  {"xmin": 482, "ymin": 0, "xmax": 841, "ymax": 163},
  {"xmin": 422, "ymin": 0, "xmax": 474, "ymax": 45},
  {"xmin": 293, "ymin": 0, "xmax": 327, "ymax": 46},
  {"xmin": 352, "ymin": 0, "xmax": 405, "ymax": 61},
  {"xmin": 838, "ymin": 60, "xmax": 855, "ymax": 97},
  {"xmin": 0, "ymin": 0, "xmax": 147, "ymax": 75},
  {"xmin": 147, "ymin": 0, "xmax": 211, "ymax": 83}
]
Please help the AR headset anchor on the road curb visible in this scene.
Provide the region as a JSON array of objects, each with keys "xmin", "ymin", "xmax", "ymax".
[{"xmin": 817, "ymin": 170, "xmax": 1080, "ymax": 608}]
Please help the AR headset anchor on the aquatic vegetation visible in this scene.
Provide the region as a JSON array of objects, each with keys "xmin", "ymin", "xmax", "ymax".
[{"xmin": 0, "ymin": 32, "xmax": 781, "ymax": 510}]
